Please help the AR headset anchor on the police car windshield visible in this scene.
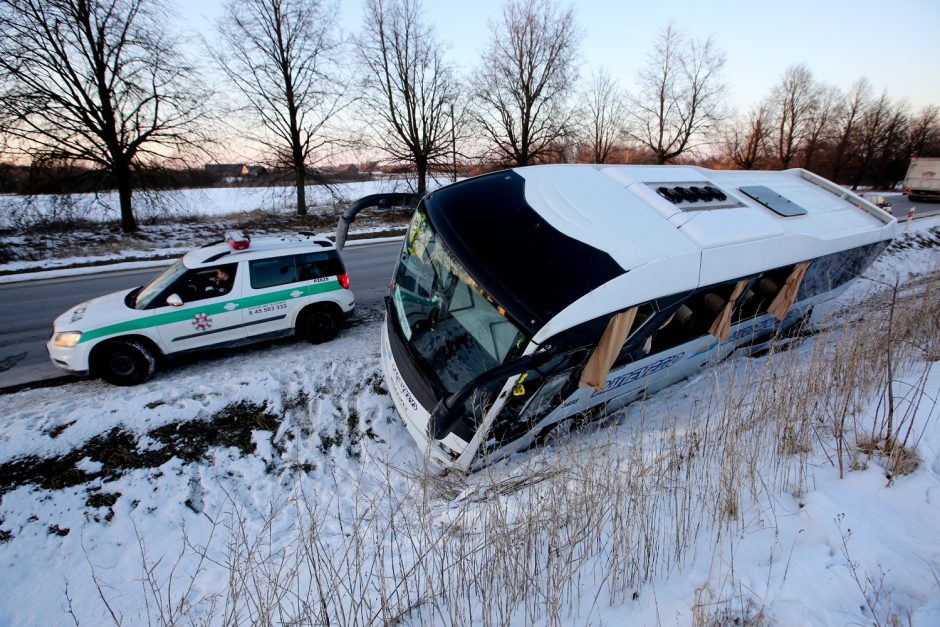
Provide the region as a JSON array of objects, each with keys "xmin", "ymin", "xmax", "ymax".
[
  {"xmin": 133, "ymin": 260, "xmax": 188, "ymax": 309},
  {"xmin": 390, "ymin": 207, "xmax": 528, "ymax": 394}
]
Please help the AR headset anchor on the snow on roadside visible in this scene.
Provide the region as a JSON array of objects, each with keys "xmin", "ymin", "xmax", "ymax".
[
  {"xmin": 0, "ymin": 178, "xmax": 432, "ymax": 276},
  {"xmin": 0, "ymin": 233, "xmax": 406, "ymax": 284},
  {"xmin": 0, "ymin": 317, "xmax": 425, "ymax": 624},
  {"xmin": 584, "ymin": 361, "xmax": 940, "ymax": 626},
  {"xmin": 0, "ymin": 178, "xmax": 420, "ymax": 227},
  {"xmin": 0, "ymin": 218, "xmax": 937, "ymax": 625}
]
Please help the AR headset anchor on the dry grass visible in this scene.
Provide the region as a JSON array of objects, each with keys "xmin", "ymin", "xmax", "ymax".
[{"xmin": 82, "ymin": 267, "xmax": 940, "ymax": 625}]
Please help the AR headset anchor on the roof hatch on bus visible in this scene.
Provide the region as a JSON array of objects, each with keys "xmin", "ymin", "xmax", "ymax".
[{"xmin": 739, "ymin": 186, "xmax": 808, "ymax": 217}]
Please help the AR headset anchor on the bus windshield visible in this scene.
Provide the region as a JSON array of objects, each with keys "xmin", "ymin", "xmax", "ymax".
[{"xmin": 391, "ymin": 206, "xmax": 528, "ymax": 394}]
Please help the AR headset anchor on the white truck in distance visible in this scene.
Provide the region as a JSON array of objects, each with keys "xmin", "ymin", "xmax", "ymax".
[{"xmin": 903, "ymin": 157, "xmax": 940, "ymax": 202}]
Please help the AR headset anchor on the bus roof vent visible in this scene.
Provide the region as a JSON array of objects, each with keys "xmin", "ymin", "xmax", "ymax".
[
  {"xmin": 739, "ymin": 185, "xmax": 808, "ymax": 217},
  {"xmin": 646, "ymin": 182, "xmax": 742, "ymax": 211}
]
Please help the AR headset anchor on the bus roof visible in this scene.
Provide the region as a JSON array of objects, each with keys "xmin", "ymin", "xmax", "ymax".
[
  {"xmin": 423, "ymin": 164, "xmax": 896, "ymax": 342},
  {"xmin": 517, "ymin": 164, "xmax": 893, "ymax": 275}
]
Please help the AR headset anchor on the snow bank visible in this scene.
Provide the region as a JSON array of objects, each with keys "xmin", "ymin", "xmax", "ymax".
[
  {"xmin": 0, "ymin": 179, "xmax": 418, "ymax": 227},
  {"xmin": 0, "ymin": 218, "xmax": 938, "ymax": 625}
]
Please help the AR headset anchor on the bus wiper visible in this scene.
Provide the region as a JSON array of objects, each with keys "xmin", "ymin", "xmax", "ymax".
[{"xmin": 428, "ymin": 351, "xmax": 552, "ymax": 440}]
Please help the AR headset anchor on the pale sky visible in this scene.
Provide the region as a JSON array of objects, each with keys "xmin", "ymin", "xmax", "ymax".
[{"xmin": 180, "ymin": 0, "xmax": 940, "ymax": 117}]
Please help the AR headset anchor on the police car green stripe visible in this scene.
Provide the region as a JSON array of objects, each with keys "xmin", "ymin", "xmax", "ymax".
[
  {"xmin": 48, "ymin": 232, "xmax": 355, "ymax": 385},
  {"xmin": 78, "ymin": 279, "xmax": 342, "ymax": 343}
]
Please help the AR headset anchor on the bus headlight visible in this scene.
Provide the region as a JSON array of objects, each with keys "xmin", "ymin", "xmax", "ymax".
[{"xmin": 52, "ymin": 331, "xmax": 83, "ymax": 347}]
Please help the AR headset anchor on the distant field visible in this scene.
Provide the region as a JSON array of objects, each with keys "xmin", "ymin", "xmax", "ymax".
[{"xmin": 0, "ymin": 177, "xmax": 435, "ymax": 228}]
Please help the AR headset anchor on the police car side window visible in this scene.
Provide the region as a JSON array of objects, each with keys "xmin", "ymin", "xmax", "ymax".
[
  {"xmin": 170, "ymin": 263, "xmax": 238, "ymax": 305},
  {"xmin": 250, "ymin": 256, "xmax": 299, "ymax": 289},
  {"xmin": 297, "ymin": 251, "xmax": 342, "ymax": 280}
]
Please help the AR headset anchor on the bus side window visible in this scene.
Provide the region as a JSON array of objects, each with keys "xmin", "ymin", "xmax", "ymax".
[
  {"xmin": 797, "ymin": 241, "xmax": 889, "ymax": 301},
  {"xmin": 737, "ymin": 265, "xmax": 794, "ymax": 320},
  {"xmin": 647, "ymin": 281, "xmax": 744, "ymax": 354},
  {"xmin": 610, "ymin": 302, "xmax": 657, "ymax": 368}
]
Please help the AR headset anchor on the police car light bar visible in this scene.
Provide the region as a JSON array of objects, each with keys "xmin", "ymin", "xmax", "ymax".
[{"xmin": 225, "ymin": 230, "xmax": 250, "ymax": 250}]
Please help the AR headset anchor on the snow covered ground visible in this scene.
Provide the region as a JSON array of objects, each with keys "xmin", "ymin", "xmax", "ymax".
[
  {"xmin": 0, "ymin": 178, "xmax": 436, "ymax": 277},
  {"xmin": 0, "ymin": 219, "xmax": 938, "ymax": 625},
  {"xmin": 0, "ymin": 178, "xmax": 422, "ymax": 228}
]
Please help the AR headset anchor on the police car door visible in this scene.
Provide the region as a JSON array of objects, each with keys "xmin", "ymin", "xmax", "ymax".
[
  {"xmin": 155, "ymin": 262, "xmax": 247, "ymax": 352},
  {"xmin": 242, "ymin": 253, "xmax": 311, "ymax": 336}
]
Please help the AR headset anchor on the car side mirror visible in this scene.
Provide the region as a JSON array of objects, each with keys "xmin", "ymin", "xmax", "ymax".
[{"xmin": 166, "ymin": 293, "xmax": 183, "ymax": 307}]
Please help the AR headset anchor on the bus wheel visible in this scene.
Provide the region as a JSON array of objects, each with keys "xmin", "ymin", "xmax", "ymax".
[
  {"xmin": 539, "ymin": 417, "xmax": 574, "ymax": 446},
  {"xmin": 96, "ymin": 340, "xmax": 155, "ymax": 386},
  {"xmin": 299, "ymin": 306, "xmax": 340, "ymax": 344}
]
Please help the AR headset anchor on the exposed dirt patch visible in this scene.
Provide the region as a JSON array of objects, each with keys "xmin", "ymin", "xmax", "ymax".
[
  {"xmin": 44, "ymin": 421, "xmax": 75, "ymax": 439},
  {"xmin": 887, "ymin": 226, "xmax": 940, "ymax": 253},
  {"xmin": 0, "ymin": 400, "xmax": 281, "ymax": 495},
  {"xmin": 366, "ymin": 372, "xmax": 388, "ymax": 395},
  {"xmin": 149, "ymin": 400, "xmax": 280, "ymax": 463},
  {"xmin": 85, "ymin": 490, "xmax": 120, "ymax": 509},
  {"xmin": 85, "ymin": 489, "xmax": 121, "ymax": 522}
]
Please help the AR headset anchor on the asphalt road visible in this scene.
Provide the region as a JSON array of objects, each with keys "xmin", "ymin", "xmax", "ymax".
[
  {"xmin": 1, "ymin": 197, "xmax": 937, "ymax": 391},
  {"xmin": 874, "ymin": 194, "xmax": 940, "ymax": 221},
  {"xmin": 0, "ymin": 240, "xmax": 403, "ymax": 390}
]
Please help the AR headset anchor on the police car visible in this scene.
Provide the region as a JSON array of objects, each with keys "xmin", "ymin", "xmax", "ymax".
[{"xmin": 47, "ymin": 231, "xmax": 356, "ymax": 385}]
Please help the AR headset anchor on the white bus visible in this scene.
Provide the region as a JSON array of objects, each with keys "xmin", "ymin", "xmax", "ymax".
[{"xmin": 380, "ymin": 165, "xmax": 896, "ymax": 471}]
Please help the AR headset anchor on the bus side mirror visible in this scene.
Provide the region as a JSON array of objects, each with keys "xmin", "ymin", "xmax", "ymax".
[{"xmin": 166, "ymin": 293, "xmax": 183, "ymax": 307}]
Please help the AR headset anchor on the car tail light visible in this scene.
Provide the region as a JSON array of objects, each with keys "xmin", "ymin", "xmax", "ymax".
[{"xmin": 337, "ymin": 272, "xmax": 350, "ymax": 289}]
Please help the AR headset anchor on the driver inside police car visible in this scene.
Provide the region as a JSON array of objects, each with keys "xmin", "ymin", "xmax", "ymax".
[{"xmin": 206, "ymin": 268, "xmax": 231, "ymax": 295}]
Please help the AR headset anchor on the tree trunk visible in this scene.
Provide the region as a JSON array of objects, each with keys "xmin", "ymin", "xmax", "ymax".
[
  {"xmin": 803, "ymin": 141, "xmax": 818, "ymax": 171},
  {"xmin": 416, "ymin": 157, "xmax": 428, "ymax": 196},
  {"xmin": 115, "ymin": 160, "xmax": 137, "ymax": 233},
  {"xmin": 294, "ymin": 160, "xmax": 307, "ymax": 216},
  {"xmin": 831, "ymin": 144, "xmax": 847, "ymax": 182}
]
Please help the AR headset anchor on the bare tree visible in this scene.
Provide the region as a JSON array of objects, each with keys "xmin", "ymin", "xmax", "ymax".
[
  {"xmin": 872, "ymin": 100, "xmax": 910, "ymax": 188},
  {"xmin": 830, "ymin": 78, "xmax": 870, "ymax": 181},
  {"xmin": 628, "ymin": 24, "xmax": 726, "ymax": 164},
  {"xmin": 802, "ymin": 83, "xmax": 840, "ymax": 171},
  {"xmin": 852, "ymin": 90, "xmax": 892, "ymax": 188},
  {"xmin": 473, "ymin": 0, "xmax": 581, "ymax": 166},
  {"xmin": 357, "ymin": 0, "xmax": 462, "ymax": 195},
  {"xmin": 0, "ymin": 0, "xmax": 209, "ymax": 232},
  {"xmin": 580, "ymin": 68, "xmax": 627, "ymax": 163},
  {"xmin": 767, "ymin": 64, "xmax": 816, "ymax": 169},
  {"xmin": 724, "ymin": 105, "xmax": 770, "ymax": 170},
  {"xmin": 908, "ymin": 105, "xmax": 940, "ymax": 158},
  {"xmin": 212, "ymin": 0, "xmax": 346, "ymax": 215}
]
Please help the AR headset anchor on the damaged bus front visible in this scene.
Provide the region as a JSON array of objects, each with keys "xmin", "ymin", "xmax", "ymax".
[{"xmin": 380, "ymin": 165, "xmax": 896, "ymax": 471}]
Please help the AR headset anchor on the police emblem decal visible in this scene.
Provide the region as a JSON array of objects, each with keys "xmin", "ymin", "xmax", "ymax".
[{"xmin": 192, "ymin": 313, "xmax": 212, "ymax": 331}]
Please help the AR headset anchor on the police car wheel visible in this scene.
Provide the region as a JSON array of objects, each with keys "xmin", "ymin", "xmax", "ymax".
[
  {"xmin": 300, "ymin": 307, "xmax": 340, "ymax": 344},
  {"xmin": 97, "ymin": 340, "xmax": 155, "ymax": 386}
]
